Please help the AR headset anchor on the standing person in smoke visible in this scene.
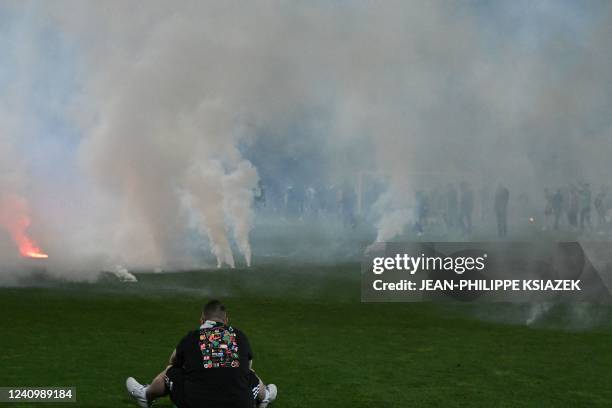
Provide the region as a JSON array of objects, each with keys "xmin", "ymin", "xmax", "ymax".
[
  {"xmin": 284, "ymin": 185, "xmax": 304, "ymax": 220},
  {"xmin": 305, "ymin": 186, "xmax": 318, "ymax": 217},
  {"xmin": 494, "ymin": 184, "xmax": 509, "ymax": 237},
  {"xmin": 324, "ymin": 184, "xmax": 339, "ymax": 215},
  {"xmin": 415, "ymin": 190, "xmax": 428, "ymax": 236},
  {"xmin": 551, "ymin": 188, "xmax": 564, "ymax": 230},
  {"xmin": 543, "ymin": 188, "xmax": 553, "ymax": 231},
  {"xmin": 444, "ymin": 183, "xmax": 459, "ymax": 232},
  {"xmin": 339, "ymin": 182, "xmax": 357, "ymax": 228},
  {"xmin": 479, "ymin": 184, "xmax": 491, "ymax": 223},
  {"xmin": 429, "ymin": 186, "xmax": 442, "ymax": 230},
  {"xmin": 594, "ymin": 187, "xmax": 608, "ymax": 231},
  {"xmin": 254, "ymin": 181, "xmax": 266, "ymax": 210},
  {"xmin": 579, "ymin": 182, "xmax": 592, "ymax": 231},
  {"xmin": 283, "ymin": 186, "xmax": 293, "ymax": 218},
  {"xmin": 567, "ymin": 185, "xmax": 579, "ymax": 229},
  {"xmin": 459, "ymin": 182, "xmax": 474, "ymax": 236}
]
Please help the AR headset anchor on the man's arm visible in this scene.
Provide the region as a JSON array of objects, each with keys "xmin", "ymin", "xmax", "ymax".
[
  {"xmin": 240, "ymin": 330, "xmax": 254, "ymax": 369},
  {"xmin": 171, "ymin": 335, "xmax": 187, "ymax": 368}
]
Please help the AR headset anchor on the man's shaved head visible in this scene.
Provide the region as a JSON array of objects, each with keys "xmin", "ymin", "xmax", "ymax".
[{"xmin": 203, "ymin": 300, "xmax": 227, "ymax": 321}]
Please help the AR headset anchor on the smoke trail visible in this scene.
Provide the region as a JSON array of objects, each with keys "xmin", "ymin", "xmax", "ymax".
[
  {"xmin": 222, "ymin": 161, "xmax": 258, "ymax": 267},
  {"xmin": 185, "ymin": 161, "xmax": 236, "ymax": 268}
]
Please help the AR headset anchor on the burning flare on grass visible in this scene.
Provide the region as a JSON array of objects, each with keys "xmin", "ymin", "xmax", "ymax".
[
  {"xmin": 0, "ymin": 194, "xmax": 48, "ymax": 259},
  {"xmin": 16, "ymin": 233, "xmax": 48, "ymax": 259}
]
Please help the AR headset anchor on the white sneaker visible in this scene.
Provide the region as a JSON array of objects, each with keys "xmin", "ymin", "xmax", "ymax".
[
  {"xmin": 126, "ymin": 377, "xmax": 151, "ymax": 408},
  {"xmin": 257, "ymin": 384, "xmax": 278, "ymax": 408}
]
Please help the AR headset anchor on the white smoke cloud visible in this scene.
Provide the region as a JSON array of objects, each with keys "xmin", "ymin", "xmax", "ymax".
[
  {"xmin": 52, "ymin": 3, "xmax": 270, "ymax": 268},
  {"xmin": 0, "ymin": 1, "xmax": 611, "ymax": 277}
]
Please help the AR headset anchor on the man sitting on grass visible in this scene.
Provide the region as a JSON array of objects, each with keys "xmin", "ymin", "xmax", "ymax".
[{"xmin": 126, "ymin": 300, "xmax": 277, "ymax": 408}]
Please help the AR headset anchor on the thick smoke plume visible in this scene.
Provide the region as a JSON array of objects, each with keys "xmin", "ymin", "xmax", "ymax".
[{"xmin": 1, "ymin": 1, "xmax": 612, "ymax": 278}]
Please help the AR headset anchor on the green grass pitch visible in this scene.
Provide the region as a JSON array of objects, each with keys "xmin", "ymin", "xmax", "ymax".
[{"xmin": 2, "ymin": 263, "xmax": 612, "ymax": 407}]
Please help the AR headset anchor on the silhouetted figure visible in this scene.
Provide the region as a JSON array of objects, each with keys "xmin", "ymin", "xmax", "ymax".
[
  {"xmin": 254, "ymin": 180, "xmax": 266, "ymax": 209},
  {"xmin": 285, "ymin": 185, "xmax": 305, "ymax": 218},
  {"xmin": 339, "ymin": 183, "xmax": 357, "ymax": 228},
  {"xmin": 579, "ymin": 183, "xmax": 592, "ymax": 231},
  {"xmin": 445, "ymin": 184, "xmax": 459, "ymax": 231},
  {"xmin": 430, "ymin": 186, "xmax": 445, "ymax": 228},
  {"xmin": 305, "ymin": 187, "xmax": 318, "ymax": 216},
  {"xmin": 494, "ymin": 184, "xmax": 509, "ymax": 237},
  {"xmin": 321, "ymin": 185, "xmax": 338, "ymax": 214},
  {"xmin": 594, "ymin": 187, "xmax": 607, "ymax": 230},
  {"xmin": 415, "ymin": 190, "xmax": 429, "ymax": 235},
  {"xmin": 551, "ymin": 189, "xmax": 564, "ymax": 230},
  {"xmin": 459, "ymin": 182, "xmax": 474, "ymax": 235},
  {"xmin": 567, "ymin": 186, "xmax": 579, "ymax": 229},
  {"xmin": 543, "ymin": 188, "xmax": 553, "ymax": 230}
]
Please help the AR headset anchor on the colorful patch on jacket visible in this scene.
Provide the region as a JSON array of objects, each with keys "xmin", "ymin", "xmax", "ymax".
[{"xmin": 198, "ymin": 325, "xmax": 240, "ymax": 369}]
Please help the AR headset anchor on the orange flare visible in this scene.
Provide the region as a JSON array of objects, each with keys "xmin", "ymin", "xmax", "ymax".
[
  {"xmin": 0, "ymin": 193, "xmax": 48, "ymax": 259},
  {"xmin": 19, "ymin": 240, "xmax": 49, "ymax": 259}
]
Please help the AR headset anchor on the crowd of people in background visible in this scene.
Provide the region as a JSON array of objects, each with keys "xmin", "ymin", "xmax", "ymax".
[
  {"xmin": 253, "ymin": 178, "xmax": 611, "ymax": 238},
  {"xmin": 543, "ymin": 183, "xmax": 609, "ymax": 232},
  {"xmin": 254, "ymin": 180, "xmax": 361, "ymax": 228},
  {"xmin": 415, "ymin": 181, "xmax": 610, "ymax": 237}
]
